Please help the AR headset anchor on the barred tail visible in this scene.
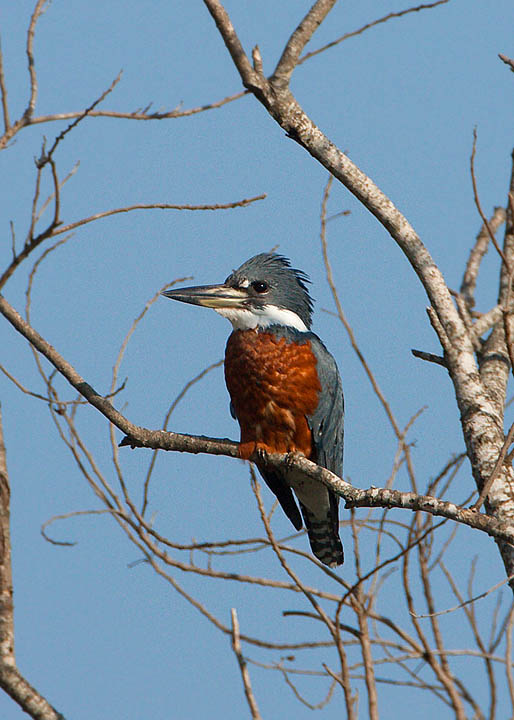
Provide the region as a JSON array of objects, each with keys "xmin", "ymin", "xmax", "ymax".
[{"xmin": 299, "ymin": 502, "xmax": 344, "ymax": 568}]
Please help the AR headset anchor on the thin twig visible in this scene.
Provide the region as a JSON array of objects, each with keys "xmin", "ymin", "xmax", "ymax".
[
  {"xmin": 411, "ymin": 349, "xmax": 447, "ymax": 367},
  {"xmin": 25, "ymin": 0, "xmax": 48, "ymax": 121},
  {"xmin": 472, "ymin": 420, "xmax": 514, "ymax": 510},
  {"xmin": 0, "ymin": 38, "xmax": 10, "ymax": 130},
  {"xmin": 470, "ymin": 129, "xmax": 510, "ymax": 269},
  {"xmin": 35, "ymin": 162, "xmax": 80, "ymax": 226},
  {"xmin": 141, "ymin": 357, "xmax": 223, "ymax": 516},
  {"xmin": 319, "ymin": 175, "xmax": 421, "ymax": 500},
  {"xmin": 414, "ymin": 570, "xmax": 514, "ymax": 618},
  {"xmin": 41, "ymin": 509, "xmax": 122, "ymax": 546},
  {"xmin": 461, "ymin": 206, "xmax": 506, "ymax": 308},
  {"xmin": 279, "ymin": 664, "xmax": 336, "ymax": 710},
  {"xmin": 250, "ymin": 470, "xmax": 358, "ymax": 715},
  {"xmin": 0, "ymin": 364, "xmax": 54, "ymax": 404},
  {"xmin": 39, "ymin": 72, "xmax": 123, "ymax": 166},
  {"xmin": 299, "ymin": 0, "xmax": 450, "ymax": 65},
  {"xmin": 28, "ymin": 89, "xmax": 248, "ymax": 126},
  {"xmin": 499, "ymin": 54, "xmax": 514, "ymax": 72},
  {"xmin": 505, "ymin": 605, "xmax": 514, "ymax": 711},
  {"xmin": 0, "ymin": 195, "xmax": 265, "ymax": 292},
  {"xmin": 45, "ymin": 195, "xmax": 267, "ymax": 238},
  {"xmin": 230, "ymin": 609, "xmax": 263, "ymax": 720}
]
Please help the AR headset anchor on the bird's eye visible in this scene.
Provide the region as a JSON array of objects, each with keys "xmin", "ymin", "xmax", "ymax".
[
  {"xmin": 252, "ymin": 280, "xmax": 269, "ymax": 293},
  {"xmin": 251, "ymin": 280, "xmax": 269, "ymax": 294}
]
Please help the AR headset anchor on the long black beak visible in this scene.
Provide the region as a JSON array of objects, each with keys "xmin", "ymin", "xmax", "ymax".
[{"xmin": 162, "ymin": 283, "xmax": 247, "ymax": 309}]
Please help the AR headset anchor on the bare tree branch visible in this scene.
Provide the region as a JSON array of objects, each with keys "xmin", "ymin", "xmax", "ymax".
[
  {"xmin": 461, "ymin": 206, "xmax": 507, "ymax": 308},
  {"xmin": 3, "ymin": 288, "xmax": 514, "ymax": 554},
  {"xmin": 26, "ymin": 89, "xmax": 248, "ymax": 125},
  {"xmin": 201, "ymin": 0, "xmax": 514, "ymax": 586},
  {"xmin": 0, "ymin": 0, "xmax": 48, "ymax": 149},
  {"xmin": 0, "ymin": 0, "xmax": 451, "ymax": 141},
  {"xmin": 48, "ymin": 195, "xmax": 267, "ymax": 238},
  {"xmin": 25, "ymin": 0, "xmax": 47, "ymax": 120},
  {"xmin": 0, "ymin": 194, "xmax": 265, "ymax": 292},
  {"xmin": 271, "ymin": 0, "xmax": 336, "ymax": 89},
  {"xmin": 499, "ymin": 54, "xmax": 514, "ymax": 73},
  {"xmin": 203, "ymin": 1, "xmax": 263, "ymax": 93},
  {"xmin": 0, "ymin": 406, "xmax": 65, "ymax": 719},
  {"xmin": 472, "ymin": 305, "xmax": 504, "ymax": 340},
  {"xmin": 3, "ymin": 3, "xmax": 514, "ymax": 716}
]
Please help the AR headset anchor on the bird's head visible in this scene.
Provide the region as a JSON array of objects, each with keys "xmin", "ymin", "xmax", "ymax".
[{"xmin": 162, "ymin": 253, "xmax": 313, "ymax": 331}]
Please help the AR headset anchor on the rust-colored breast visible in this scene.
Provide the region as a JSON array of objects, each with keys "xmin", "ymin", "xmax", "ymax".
[{"xmin": 224, "ymin": 330, "xmax": 321, "ymax": 460}]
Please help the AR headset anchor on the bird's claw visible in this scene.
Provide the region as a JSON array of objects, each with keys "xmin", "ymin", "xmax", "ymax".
[{"xmin": 285, "ymin": 450, "xmax": 302, "ymax": 470}]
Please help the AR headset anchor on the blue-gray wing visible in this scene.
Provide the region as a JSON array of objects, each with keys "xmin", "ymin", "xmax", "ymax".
[
  {"xmin": 307, "ymin": 335, "xmax": 344, "ymax": 477},
  {"xmin": 300, "ymin": 333, "xmax": 344, "ymax": 566}
]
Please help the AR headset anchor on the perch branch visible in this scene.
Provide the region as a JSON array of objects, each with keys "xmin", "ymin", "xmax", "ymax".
[{"xmin": 1, "ymin": 292, "xmax": 513, "ymax": 546}]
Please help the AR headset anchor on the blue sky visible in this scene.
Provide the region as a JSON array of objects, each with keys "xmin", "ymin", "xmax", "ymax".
[{"xmin": 2, "ymin": 1, "xmax": 514, "ymax": 718}]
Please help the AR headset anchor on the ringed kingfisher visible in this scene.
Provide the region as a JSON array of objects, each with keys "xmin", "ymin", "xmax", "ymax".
[{"xmin": 162, "ymin": 253, "xmax": 344, "ymax": 567}]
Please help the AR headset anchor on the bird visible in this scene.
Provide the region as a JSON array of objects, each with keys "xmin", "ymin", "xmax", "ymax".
[{"xmin": 162, "ymin": 253, "xmax": 344, "ymax": 567}]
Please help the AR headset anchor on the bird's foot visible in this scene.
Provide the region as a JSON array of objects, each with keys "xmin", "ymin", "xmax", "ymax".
[{"xmin": 285, "ymin": 450, "xmax": 304, "ymax": 470}]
